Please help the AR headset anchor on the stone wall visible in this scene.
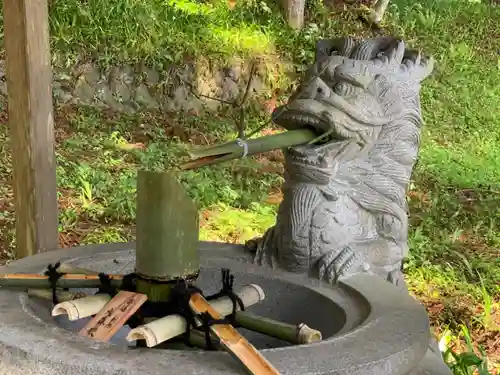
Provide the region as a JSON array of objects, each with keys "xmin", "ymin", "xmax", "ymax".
[{"xmin": 0, "ymin": 58, "xmax": 280, "ymax": 114}]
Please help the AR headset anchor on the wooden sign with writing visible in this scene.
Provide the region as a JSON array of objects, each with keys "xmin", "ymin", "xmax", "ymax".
[
  {"xmin": 189, "ymin": 293, "xmax": 281, "ymax": 375},
  {"xmin": 79, "ymin": 290, "xmax": 147, "ymax": 342}
]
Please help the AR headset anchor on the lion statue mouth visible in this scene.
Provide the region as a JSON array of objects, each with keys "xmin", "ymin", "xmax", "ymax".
[
  {"xmin": 273, "ymin": 97, "xmax": 386, "ymax": 144},
  {"xmin": 271, "ymin": 35, "xmax": 433, "ymax": 155}
]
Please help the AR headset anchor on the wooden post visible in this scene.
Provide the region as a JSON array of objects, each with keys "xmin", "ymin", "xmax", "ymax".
[{"xmin": 2, "ymin": 0, "xmax": 59, "ymax": 258}]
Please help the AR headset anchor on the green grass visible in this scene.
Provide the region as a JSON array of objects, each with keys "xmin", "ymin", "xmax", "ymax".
[
  {"xmin": 42, "ymin": 0, "xmax": 351, "ymax": 67},
  {"xmin": 1, "ymin": 0, "xmax": 500, "ymax": 373}
]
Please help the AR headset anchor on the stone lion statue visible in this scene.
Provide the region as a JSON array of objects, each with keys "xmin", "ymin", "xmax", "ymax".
[{"xmin": 247, "ymin": 36, "xmax": 451, "ymax": 375}]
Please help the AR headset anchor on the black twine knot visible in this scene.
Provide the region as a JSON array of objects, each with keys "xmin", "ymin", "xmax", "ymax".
[
  {"xmin": 197, "ymin": 311, "xmax": 229, "ymax": 350},
  {"xmin": 168, "ymin": 280, "xmax": 205, "ymax": 347},
  {"xmin": 44, "ymin": 262, "xmax": 65, "ymax": 305},
  {"xmin": 120, "ymin": 273, "xmax": 137, "ymax": 292},
  {"xmin": 96, "ymin": 273, "xmax": 117, "ymax": 297},
  {"xmin": 206, "ymin": 268, "xmax": 245, "ymax": 325}
]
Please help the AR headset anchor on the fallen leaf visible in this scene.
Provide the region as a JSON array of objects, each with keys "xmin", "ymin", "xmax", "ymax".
[
  {"xmin": 427, "ymin": 303, "xmax": 445, "ymax": 315},
  {"xmin": 265, "ymin": 190, "xmax": 283, "ymax": 205},
  {"xmin": 199, "ymin": 210, "xmax": 213, "ymax": 227},
  {"xmin": 259, "ymin": 161, "xmax": 284, "ymax": 174},
  {"xmin": 116, "ymin": 142, "xmax": 146, "ymax": 151},
  {"xmin": 263, "ymin": 96, "xmax": 277, "ymax": 114}
]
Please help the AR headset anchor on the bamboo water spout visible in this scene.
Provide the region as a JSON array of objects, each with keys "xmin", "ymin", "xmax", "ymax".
[
  {"xmin": 52, "ymin": 294, "xmax": 113, "ymax": 320},
  {"xmin": 135, "ymin": 170, "xmax": 200, "ymax": 301}
]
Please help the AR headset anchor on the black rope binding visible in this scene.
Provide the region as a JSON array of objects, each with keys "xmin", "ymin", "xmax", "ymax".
[
  {"xmin": 197, "ymin": 311, "xmax": 230, "ymax": 350},
  {"xmin": 96, "ymin": 273, "xmax": 117, "ymax": 297},
  {"xmin": 168, "ymin": 280, "xmax": 206, "ymax": 347},
  {"xmin": 44, "ymin": 262, "xmax": 66, "ymax": 305},
  {"xmin": 86, "ymin": 267, "xmax": 245, "ymax": 350},
  {"xmin": 206, "ymin": 268, "xmax": 245, "ymax": 325},
  {"xmin": 92, "ymin": 273, "xmax": 205, "ymax": 344}
]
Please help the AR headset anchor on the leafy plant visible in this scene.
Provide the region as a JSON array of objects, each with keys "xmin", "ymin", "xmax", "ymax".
[{"xmin": 440, "ymin": 326, "xmax": 492, "ymax": 375}]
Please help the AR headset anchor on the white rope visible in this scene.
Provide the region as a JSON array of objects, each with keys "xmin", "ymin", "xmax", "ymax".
[{"xmin": 236, "ymin": 138, "xmax": 248, "ymax": 158}]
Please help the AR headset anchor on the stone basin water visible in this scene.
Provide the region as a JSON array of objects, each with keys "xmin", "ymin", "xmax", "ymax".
[{"xmin": 0, "ymin": 242, "xmax": 431, "ymax": 375}]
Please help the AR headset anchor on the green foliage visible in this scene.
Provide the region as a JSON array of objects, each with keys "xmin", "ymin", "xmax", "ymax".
[
  {"xmin": 440, "ymin": 325, "xmax": 493, "ymax": 375},
  {"xmin": 42, "ymin": 0, "xmax": 352, "ymax": 67},
  {"xmin": 54, "ymin": 107, "xmax": 283, "ymax": 223}
]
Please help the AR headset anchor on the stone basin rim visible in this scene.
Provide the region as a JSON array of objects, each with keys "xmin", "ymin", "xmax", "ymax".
[{"xmin": 0, "ymin": 241, "xmax": 431, "ymax": 375}]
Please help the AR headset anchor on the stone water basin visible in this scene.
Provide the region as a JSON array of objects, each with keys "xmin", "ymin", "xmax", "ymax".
[{"xmin": 0, "ymin": 242, "xmax": 430, "ymax": 375}]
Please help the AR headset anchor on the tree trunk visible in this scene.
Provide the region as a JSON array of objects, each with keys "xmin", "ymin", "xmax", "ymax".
[
  {"xmin": 283, "ymin": 0, "xmax": 305, "ymax": 30},
  {"xmin": 371, "ymin": 0, "xmax": 390, "ymax": 24}
]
